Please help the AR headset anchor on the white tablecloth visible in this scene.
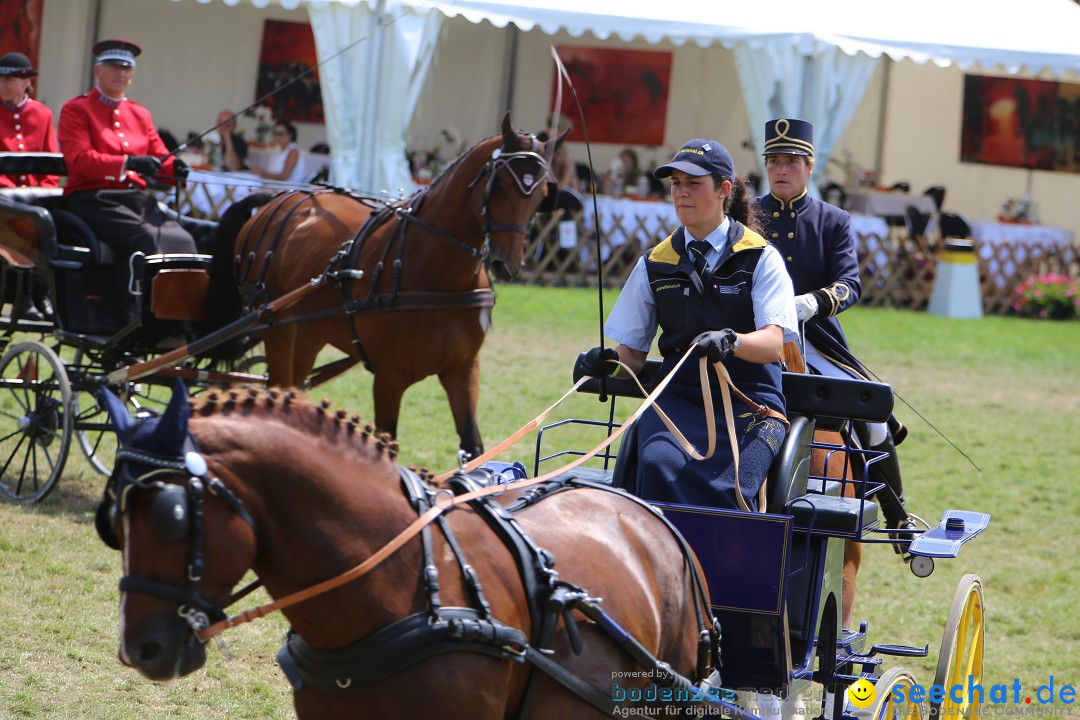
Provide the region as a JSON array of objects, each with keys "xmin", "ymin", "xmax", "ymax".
[
  {"xmin": 970, "ymin": 221, "xmax": 1075, "ymax": 286},
  {"xmin": 849, "ymin": 213, "xmax": 889, "ymax": 241},
  {"xmin": 580, "ymin": 198, "xmax": 893, "ymax": 266},
  {"xmin": 584, "ymin": 196, "xmax": 678, "ymax": 242},
  {"xmin": 182, "ymin": 169, "xmax": 264, "ymax": 218},
  {"xmin": 847, "ymin": 190, "xmax": 936, "ymax": 217},
  {"xmin": 579, "ymin": 196, "xmax": 678, "ymax": 264}
]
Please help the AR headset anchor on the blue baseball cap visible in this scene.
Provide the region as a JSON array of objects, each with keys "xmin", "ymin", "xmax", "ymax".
[{"xmin": 654, "ymin": 139, "xmax": 735, "ymax": 180}]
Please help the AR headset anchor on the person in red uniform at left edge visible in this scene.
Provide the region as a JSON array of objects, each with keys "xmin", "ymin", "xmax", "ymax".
[
  {"xmin": 0, "ymin": 51, "xmax": 58, "ymax": 188},
  {"xmin": 58, "ymin": 39, "xmax": 195, "ymax": 309}
]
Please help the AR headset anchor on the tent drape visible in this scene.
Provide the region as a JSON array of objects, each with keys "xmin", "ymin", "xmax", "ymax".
[
  {"xmin": 308, "ymin": 0, "xmax": 442, "ymax": 192},
  {"xmin": 735, "ymin": 36, "xmax": 878, "ymax": 196}
]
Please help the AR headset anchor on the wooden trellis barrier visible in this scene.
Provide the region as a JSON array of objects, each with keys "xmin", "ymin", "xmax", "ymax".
[{"xmin": 518, "ymin": 210, "xmax": 1079, "ymax": 316}]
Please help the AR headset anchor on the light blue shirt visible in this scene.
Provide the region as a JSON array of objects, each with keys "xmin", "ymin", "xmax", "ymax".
[{"xmin": 605, "ymin": 219, "xmax": 798, "ymax": 353}]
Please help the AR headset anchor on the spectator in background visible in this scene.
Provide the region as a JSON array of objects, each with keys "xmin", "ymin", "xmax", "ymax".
[
  {"xmin": 0, "ymin": 51, "xmax": 58, "ymax": 188},
  {"xmin": 253, "ymin": 119, "xmax": 305, "ymax": 184},
  {"xmin": 213, "ymin": 108, "xmax": 248, "ymax": 172}
]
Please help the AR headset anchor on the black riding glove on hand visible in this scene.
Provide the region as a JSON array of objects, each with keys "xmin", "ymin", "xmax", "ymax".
[
  {"xmin": 693, "ymin": 329, "xmax": 738, "ymax": 363},
  {"xmin": 171, "ymin": 157, "xmax": 190, "ymax": 180},
  {"xmin": 575, "ymin": 347, "xmax": 619, "ymax": 378},
  {"xmin": 127, "ymin": 155, "xmax": 163, "ymax": 177}
]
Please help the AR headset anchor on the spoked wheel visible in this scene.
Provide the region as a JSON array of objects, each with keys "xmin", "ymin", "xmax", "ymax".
[
  {"xmin": 869, "ymin": 668, "xmax": 925, "ymax": 719},
  {"xmin": 930, "ymin": 574, "xmax": 984, "ymax": 718},
  {"xmin": 0, "ymin": 341, "xmax": 73, "ymax": 503},
  {"xmin": 73, "ymin": 379, "xmax": 171, "ymax": 477}
]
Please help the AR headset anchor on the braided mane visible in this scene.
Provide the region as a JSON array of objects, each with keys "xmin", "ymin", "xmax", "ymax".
[{"xmin": 187, "ymin": 386, "xmax": 401, "ymax": 462}]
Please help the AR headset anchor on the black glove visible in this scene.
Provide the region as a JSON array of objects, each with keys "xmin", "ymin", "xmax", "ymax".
[
  {"xmin": 171, "ymin": 157, "xmax": 189, "ymax": 180},
  {"xmin": 693, "ymin": 329, "xmax": 738, "ymax": 363},
  {"xmin": 575, "ymin": 347, "xmax": 619, "ymax": 378},
  {"xmin": 126, "ymin": 155, "xmax": 163, "ymax": 177}
]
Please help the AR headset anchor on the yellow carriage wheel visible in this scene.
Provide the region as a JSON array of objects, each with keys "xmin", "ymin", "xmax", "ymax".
[
  {"xmin": 869, "ymin": 667, "xmax": 925, "ymax": 719},
  {"xmin": 931, "ymin": 573, "xmax": 985, "ymax": 718}
]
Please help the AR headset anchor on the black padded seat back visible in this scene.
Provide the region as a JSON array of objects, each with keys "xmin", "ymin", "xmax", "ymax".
[
  {"xmin": 51, "ymin": 208, "xmax": 114, "ymax": 264},
  {"xmin": 781, "ymin": 372, "xmax": 893, "ymax": 425},
  {"xmin": 0, "ymin": 188, "xmax": 114, "ymax": 265},
  {"xmin": 765, "ymin": 414, "xmax": 814, "ymax": 513},
  {"xmin": 0, "ymin": 186, "xmax": 64, "ymax": 208}
]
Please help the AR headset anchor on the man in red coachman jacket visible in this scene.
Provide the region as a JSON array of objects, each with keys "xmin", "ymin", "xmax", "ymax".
[
  {"xmin": 0, "ymin": 51, "xmax": 58, "ymax": 189},
  {"xmin": 58, "ymin": 39, "xmax": 196, "ymax": 313}
]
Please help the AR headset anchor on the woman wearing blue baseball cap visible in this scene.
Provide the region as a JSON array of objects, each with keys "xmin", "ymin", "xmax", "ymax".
[{"xmin": 576, "ymin": 138, "xmax": 797, "ymax": 512}]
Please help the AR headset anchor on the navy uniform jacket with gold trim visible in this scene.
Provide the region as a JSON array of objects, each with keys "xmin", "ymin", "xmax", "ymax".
[
  {"xmin": 643, "ymin": 222, "xmax": 784, "ymax": 416},
  {"xmin": 757, "ymin": 190, "xmax": 861, "ymax": 359}
]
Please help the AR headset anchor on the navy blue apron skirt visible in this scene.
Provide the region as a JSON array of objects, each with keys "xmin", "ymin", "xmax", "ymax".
[{"xmin": 636, "ymin": 382, "xmax": 787, "ymax": 512}]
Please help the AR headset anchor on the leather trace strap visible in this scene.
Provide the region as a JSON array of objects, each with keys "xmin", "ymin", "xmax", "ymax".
[{"xmin": 196, "ymin": 348, "xmax": 784, "ymax": 640}]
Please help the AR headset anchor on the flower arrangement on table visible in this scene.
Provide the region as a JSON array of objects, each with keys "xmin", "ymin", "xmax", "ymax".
[
  {"xmin": 406, "ymin": 127, "xmax": 463, "ymax": 185},
  {"xmin": 243, "ymin": 104, "xmax": 276, "ymax": 145},
  {"xmin": 998, "ymin": 195, "xmax": 1036, "ymax": 224},
  {"xmin": 1011, "ymin": 273, "xmax": 1079, "ymax": 320}
]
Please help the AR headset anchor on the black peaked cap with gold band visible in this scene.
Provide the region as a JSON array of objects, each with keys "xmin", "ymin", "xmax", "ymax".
[{"xmin": 762, "ymin": 118, "xmax": 814, "ymax": 158}]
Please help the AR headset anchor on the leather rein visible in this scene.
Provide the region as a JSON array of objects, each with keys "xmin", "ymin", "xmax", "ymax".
[{"xmin": 109, "ymin": 347, "xmax": 773, "ymax": 643}]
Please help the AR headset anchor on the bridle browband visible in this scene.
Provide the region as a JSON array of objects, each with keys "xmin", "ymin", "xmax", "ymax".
[{"xmin": 101, "ymin": 445, "xmax": 258, "ymax": 640}]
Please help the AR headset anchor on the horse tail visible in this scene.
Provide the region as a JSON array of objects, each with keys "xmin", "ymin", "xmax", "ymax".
[{"xmin": 198, "ymin": 191, "xmax": 276, "ymax": 362}]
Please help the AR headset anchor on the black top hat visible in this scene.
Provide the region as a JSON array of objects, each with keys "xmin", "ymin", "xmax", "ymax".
[
  {"xmin": 0, "ymin": 52, "xmax": 38, "ymax": 78},
  {"xmin": 654, "ymin": 139, "xmax": 735, "ymax": 180},
  {"xmin": 763, "ymin": 118, "xmax": 814, "ymax": 158},
  {"xmin": 92, "ymin": 39, "xmax": 142, "ymax": 68}
]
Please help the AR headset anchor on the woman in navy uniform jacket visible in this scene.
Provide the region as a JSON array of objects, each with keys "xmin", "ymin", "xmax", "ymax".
[
  {"xmin": 58, "ymin": 39, "xmax": 196, "ymax": 313},
  {"xmin": 577, "ymin": 140, "xmax": 797, "ymax": 512},
  {"xmin": 756, "ymin": 117, "xmax": 916, "ymax": 550}
]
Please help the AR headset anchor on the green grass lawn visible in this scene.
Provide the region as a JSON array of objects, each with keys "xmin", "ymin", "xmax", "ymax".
[{"xmin": 1, "ymin": 284, "xmax": 1077, "ymax": 717}]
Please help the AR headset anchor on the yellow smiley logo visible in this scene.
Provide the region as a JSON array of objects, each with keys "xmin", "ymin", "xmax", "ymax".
[{"xmin": 847, "ymin": 678, "xmax": 876, "ymax": 709}]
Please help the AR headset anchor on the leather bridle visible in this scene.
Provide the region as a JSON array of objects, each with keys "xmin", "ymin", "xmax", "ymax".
[{"xmin": 97, "ymin": 445, "xmax": 258, "ymax": 640}]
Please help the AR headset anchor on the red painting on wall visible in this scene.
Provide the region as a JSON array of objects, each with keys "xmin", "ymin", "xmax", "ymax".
[
  {"xmin": 961, "ymin": 74, "xmax": 1080, "ymax": 173},
  {"xmin": 255, "ymin": 20, "xmax": 324, "ymax": 124},
  {"xmin": 0, "ymin": 0, "xmax": 44, "ymax": 93},
  {"xmin": 553, "ymin": 46, "xmax": 671, "ymax": 146}
]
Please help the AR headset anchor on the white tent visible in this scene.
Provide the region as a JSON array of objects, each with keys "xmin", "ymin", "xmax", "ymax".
[{"xmin": 184, "ymin": 0, "xmax": 1080, "ymax": 193}]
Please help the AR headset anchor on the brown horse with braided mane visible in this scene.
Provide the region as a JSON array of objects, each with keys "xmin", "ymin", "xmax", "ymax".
[
  {"xmin": 95, "ymin": 382, "xmax": 718, "ymax": 719},
  {"xmin": 205, "ymin": 113, "xmax": 566, "ymax": 459}
]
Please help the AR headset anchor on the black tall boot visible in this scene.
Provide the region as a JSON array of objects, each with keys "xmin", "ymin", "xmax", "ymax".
[{"xmin": 868, "ymin": 434, "xmax": 916, "ymax": 557}]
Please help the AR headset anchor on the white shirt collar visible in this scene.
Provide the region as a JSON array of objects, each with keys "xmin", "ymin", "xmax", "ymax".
[{"xmin": 685, "ymin": 216, "xmax": 730, "ymax": 253}]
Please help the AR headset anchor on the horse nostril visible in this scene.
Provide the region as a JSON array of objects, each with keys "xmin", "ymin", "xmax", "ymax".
[{"xmin": 133, "ymin": 639, "xmax": 164, "ymax": 663}]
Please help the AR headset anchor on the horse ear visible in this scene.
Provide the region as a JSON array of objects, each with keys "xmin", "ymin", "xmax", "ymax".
[
  {"xmin": 99, "ymin": 387, "xmax": 133, "ymax": 442},
  {"xmin": 151, "ymin": 378, "xmax": 191, "ymax": 454},
  {"xmin": 555, "ymin": 126, "xmax": 571, "ymax": 149},
  {"xmin": 501, "ymin": 111, "xmax": 517, "ymax": 149}
]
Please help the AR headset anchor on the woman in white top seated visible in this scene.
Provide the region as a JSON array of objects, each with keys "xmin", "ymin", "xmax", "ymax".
[{"xmin": 256, "ymin": 119, "xmax": 306, "ymax": 185}]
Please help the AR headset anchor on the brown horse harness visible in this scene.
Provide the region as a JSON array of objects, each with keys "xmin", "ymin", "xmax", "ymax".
[
  {"xmin": 100, "ymin": 432, "xmax": 726, "ymax": 718},
  {"xmin": 232, "ymin": 145, "xmax": 551, "ymax": 379}
]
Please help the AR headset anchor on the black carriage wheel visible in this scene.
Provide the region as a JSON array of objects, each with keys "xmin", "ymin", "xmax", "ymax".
[
  {"xmin": 71, "ymin": 349, "xmax": 173, "ymax": 477},
  {"xmin": 0, "ymin": 341, "xmax": 73, "ymax": 503}
]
